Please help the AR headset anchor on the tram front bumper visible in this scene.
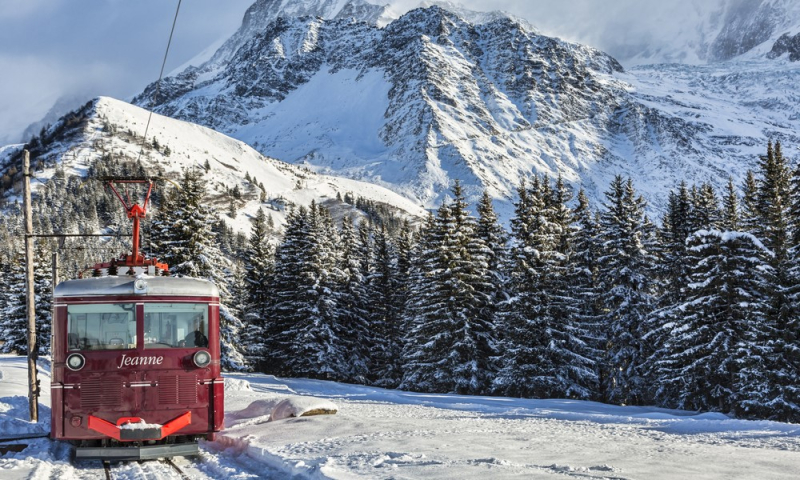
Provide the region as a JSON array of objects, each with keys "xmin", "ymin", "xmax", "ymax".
[{"xmin": 74, "ymin": 442, "xmax": 200, "ymax": 461}]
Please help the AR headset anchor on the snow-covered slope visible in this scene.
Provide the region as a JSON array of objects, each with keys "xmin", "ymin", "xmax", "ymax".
[
  {"xmin": 2, "ymin": 355, "xmax": 799, "ymax": 479},
  {"xmin": 14, "ymin": 96, "xmax": 425, "ymax": 233},
  {"xmin": 131, "ymin": 2, "xmax": 800, "ymax": 220}
]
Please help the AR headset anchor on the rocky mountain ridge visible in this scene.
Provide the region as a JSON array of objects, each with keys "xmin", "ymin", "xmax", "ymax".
[{"xmin": 128, "ymin": 2, "xmax": 800, "ymax": 220}]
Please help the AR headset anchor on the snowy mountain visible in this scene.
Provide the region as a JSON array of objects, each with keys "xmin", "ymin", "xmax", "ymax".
[
  {"xmin": 129, "ymin": 1, "xmax": 800, "ymax": 220},
  {"xmin": 1, "ymin": 96, "xmax": 425, "ymax": 234}
]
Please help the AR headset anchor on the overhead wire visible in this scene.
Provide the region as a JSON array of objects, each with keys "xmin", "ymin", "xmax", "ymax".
[
  {"xmin": 137, "ymin": 0, "xmax": 183, "ymax": 164},
  {"xmin": 133, "ymin": 0, "xmax": 183, "ymax": 253}
]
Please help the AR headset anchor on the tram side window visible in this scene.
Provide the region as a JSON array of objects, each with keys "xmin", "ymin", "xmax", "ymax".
[
  {"xmin": 143, "ymin": 303, "xmax": 208, "ymax": 349},
  {"xmin": 67, "ymin": 304, "xmax": 136, "ymax": 350}
]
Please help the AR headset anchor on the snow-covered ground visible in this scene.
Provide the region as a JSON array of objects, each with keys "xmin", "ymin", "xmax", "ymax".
[{"xmin": 1, "ymin": 354, "xmax": 799, "ymax": 479}]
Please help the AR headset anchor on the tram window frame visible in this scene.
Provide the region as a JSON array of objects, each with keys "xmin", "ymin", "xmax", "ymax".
[
  {"xmin": 143, "ymin": 303, "xmax": 209, "ymax": 349},
  {"xmin": 66, "ymin": 303, "xmax": 137, "ymax": 351}
]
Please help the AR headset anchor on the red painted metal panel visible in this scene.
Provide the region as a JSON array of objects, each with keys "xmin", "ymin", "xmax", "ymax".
[
  {"xmin": 161, "ymin": 411, "xmax": 192, "ymax": 437},
  {"xmin": 136, "ymin": 303, "xmax": 145, "ymax": 350},
  {"xmin": 51, "ymin": 386, "xmax": 63, "ymax": 439},
  {"xmin": 212, "ymin": 379, "xmax": 225, "ymax": 431},
  {"xmin": 51, "ymin": 305, "xmax": 67, "ymax": 440},
  {"xmin": 87, "ymin": 415, "xmax": 122, "ymax": 440},
  {"xmin": 51, "ymin": 306, "xmax": 67, "ymax": 378}
]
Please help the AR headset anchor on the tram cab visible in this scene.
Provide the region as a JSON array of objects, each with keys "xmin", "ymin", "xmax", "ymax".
[{"xmin": 50, "ymin": 275, "xmax": 224, "ymax": 460}]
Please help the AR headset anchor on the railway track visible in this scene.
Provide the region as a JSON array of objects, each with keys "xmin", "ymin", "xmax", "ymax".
[
  {"xmin": 89, "ymin": 456, "xmax": 205, "ymax": 480},
  {"xmin": 159, "ymin": 457, "xmax": 194, "ymax": 480}
]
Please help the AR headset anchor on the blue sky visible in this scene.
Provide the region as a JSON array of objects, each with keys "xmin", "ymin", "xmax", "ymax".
[
  {"xmin": 0, "ymin": 0, "xmax": 252, "ymax": 144},
  {"xmin": 0, "ymin": 0, "xmax": 716, "ymax": 146}
]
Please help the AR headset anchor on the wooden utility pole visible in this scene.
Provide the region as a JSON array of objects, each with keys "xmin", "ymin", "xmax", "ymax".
[
  {"xmin": 23, "ymin": 150, "xmax": 39, "ymax": 422},
  {"xmin": 52, "ymin": 252, "xmax": 59, "ymax": 356},
  {"xmin": 52, "ymin": 252, "xmax": 59, "ymax": 290}
]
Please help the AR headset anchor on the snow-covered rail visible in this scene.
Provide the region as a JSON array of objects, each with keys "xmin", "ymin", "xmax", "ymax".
[{"xmin": 97, "ymin": 457, "xmax": 211, "ymax": 480}]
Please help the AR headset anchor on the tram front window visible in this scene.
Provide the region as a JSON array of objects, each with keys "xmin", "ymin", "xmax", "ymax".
[
  {"xmin": 67, "ymin": 303, "xmax": 136, "ymax": 350},
  {"xmin": 143, "ymin": 303, "xmax": 208, "ymax": 349}
]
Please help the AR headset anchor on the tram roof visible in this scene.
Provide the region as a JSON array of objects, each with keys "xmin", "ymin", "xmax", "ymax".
[{"xmin": 54, "ymin": 275, "xmax": 220, "ymax": 298}]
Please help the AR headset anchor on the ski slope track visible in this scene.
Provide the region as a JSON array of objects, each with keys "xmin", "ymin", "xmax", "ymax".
[
  {"xmin": 127, "ymin": 1, "xmax": 800, "ymax": 220},
  {"xmin": 1, "ymin": 355, "xmax": 800, "ymax": 479}
]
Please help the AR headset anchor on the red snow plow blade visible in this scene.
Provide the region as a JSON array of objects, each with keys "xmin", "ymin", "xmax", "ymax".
[{"xmin": 87, "ymin": 411, "xmax": 192, "ymax": 441}]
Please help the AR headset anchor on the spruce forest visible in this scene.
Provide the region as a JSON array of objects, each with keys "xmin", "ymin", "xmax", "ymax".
[{"xmin": 1, "ymin": 141, "xmax": 799, "ymax": 424}]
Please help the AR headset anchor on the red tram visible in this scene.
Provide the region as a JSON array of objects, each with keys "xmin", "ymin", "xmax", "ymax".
[{"xmin": 49, "ymin": 179, "xmax": 224, "ymax": 460}]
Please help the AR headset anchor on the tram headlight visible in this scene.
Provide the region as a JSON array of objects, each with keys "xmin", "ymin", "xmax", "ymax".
[
  {"xmin": 193, "ymin": 350, "xmax": 211, "ymax": 368},
  {"xmin": 134, "ymin": 279, "xmax": 147, "ymax": 294},
  {"xmin": 66, "ymin": 353, "xmax": 85, "ymax": 371}
]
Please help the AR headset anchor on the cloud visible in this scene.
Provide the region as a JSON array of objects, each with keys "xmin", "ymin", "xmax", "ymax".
[
  {"xmin": 388, "ymin": 0, "xmax": 726, "ymax": 61},
  {"xmin": 0, "ymin": 55, "xmax": 61, "ymax": 145},
  {"xmin": 0, "ymin": 0, "xmax": 52, "ymax": 21}
]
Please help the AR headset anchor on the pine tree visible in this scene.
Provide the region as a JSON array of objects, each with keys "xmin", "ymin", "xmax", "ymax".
[
  {"xmin": 444, "ymin": 181, "xmax": 497, "ymax": 394},
  {"xmin": 243, "ymin": 207, "xmax": 274, "ymax": 369},
  {"xmin": 741, "ymin": 170, "xmax": 760, "ymax": 235},
  {"xmin": 1, "ymin": 253, "xmax": 28, "ymax": 353},
  {"xmin": 475, "ymin": 190, "xmax": 508, "ymax": 345},
  {"xmin": 475, "ymin": 191, "xmax": 508, "ymax": 291},
  {"xmin": 0, "ymin": 251, "xmax": 7, "ymax": 344},
  {"xmin": 655, "ymin": 230, "xmax": 773, "ymax": 414},
  {"xmin": 32, "ymin": 242, "xmax": 52, "ymax": 355},
  {"xmin": 764, "ymin": 147, "xmax": 800, "ymax": 422},
  {"xmin": 267, "ymin": 203, "xmax": 345, "ymax": 379},
  {"xmin": 691, "ymin": 183, "xmax": 721, "ymax": 231},
  {"xmin": 150, "ymin": 183, "xmax": 181, "ymax": 269},
  {"xmin": 376, "ymin": 219, "xmax": 414, "ymax": 388},
  {"xmin": 756, "ymin": 141, "xmax": 791, "ymax": 260},
  {"xmin": 569, "ymin": 189, "xmax": 604, "ymax": 399},
  {"xmin": 153, "ymin": 168, "xmax": 246, "ymax": 369},
  {"xmin": 495, "ymin": 177, "xmax": 556, "ymax": 398},
  {"xmin": 367, "ymin": 224, "xmax": 403, "ymax": 386},
  {"xmin": 219, "ymin": 263, "xmax": 250, "ymax": 372},
  {"xmin": 168, "ymin": 169, "xmax": 230, "ymax": 288},
  {"xmin": 751, "ymin": 141, "xmax": 798, "ymax": 421},
  {"xmin": 721, "ymin": 177, "xmax": 740, "ymax": 231},
  {"xmin": 644, "ymin": 183, "xmax": 696, "ymax": 405},
  {"xmin": 264, "ymin": 206, "xmax": 308, "ymax": 375},
  {"xmin": 597, "ymin": 176, "xmax": 656, "ymax": 405},
  {"xmin": 334, "ymin": 217, "xmax": 371, "ymax": 383},
  {"xmin": 548, "ymin": 177, "xmax": 598, "ymax": 399},
  {"xmin": 777, "ymin": 161, "xmax": 800, "ymax": 422},
  {"xmin": 496, "ymin": 176, "xmax": 598, "ymax": 399},
  {"xmin": 659, "ymin": 182, "xmax": 694, "ymax": 306},
  {"xmin": 401, "ymin": 182, "xmax": 495, "ymax": 394}
]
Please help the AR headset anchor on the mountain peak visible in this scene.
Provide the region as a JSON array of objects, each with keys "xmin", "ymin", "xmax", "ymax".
[{"xmin": 205, "ymin": 0, "xmax": 393, "ymax": 69}]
